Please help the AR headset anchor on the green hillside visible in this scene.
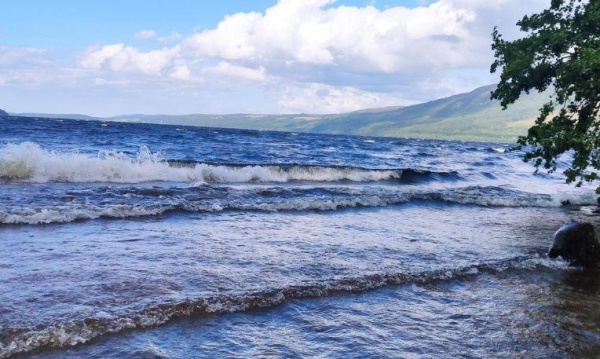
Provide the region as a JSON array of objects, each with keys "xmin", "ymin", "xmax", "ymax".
[
  {"xmin": 302, "ymin": 84, "xmax": 546, "ymax": 142},
  {"xmin": 108, "ymin": 84, "xmax": 545, "ymax": 143},
  {"xmin": 14, "ymin": 84, "xmax": 547, "ymax": 143}
]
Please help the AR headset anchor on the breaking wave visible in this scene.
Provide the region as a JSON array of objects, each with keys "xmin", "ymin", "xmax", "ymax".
[
  {"xmin": 0, "ymin": 142, "xmax": 451, "ymax": 184},
  {"xmin": 1, "ymin": 142, "xmax": 595, "ymax": 225},
  {"xmin": 0, "ymin": 256, "xmax": 570, "ymax": 358}
]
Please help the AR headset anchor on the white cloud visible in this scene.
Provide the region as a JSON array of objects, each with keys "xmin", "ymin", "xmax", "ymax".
[
  {"xmin": 0, "ymin": 46, "xmax": 52, "ymax": 67},
  {"xmin": 201, "ymin": 62, "xmax": 267, "ymax": 82},
  {"xmin": 182, "ymin": 0, "xmax": 547, "ymax": 75},
  {"xmin": 156, "ymin": 31, "xmax": 182, "ymax": 44},
  {"xmin": 170, "ymin": 64, "xmax": 192, "ymax": 81},
  {"xmin": 3, "ymin": 0, "xmax": 552, "ymax": 115},
  {"xmin": 80, "ymin": 44, "xmax": 180, "ymax": 76},
  {"xmin": 278, "ymin": 83, "xmax": 400, "ymax": 113},
  {"xmin": 80, "ymin": 0, "xmax": 550, "ymax": 86},
  {"xmin": 135, "ymin": 30, "xmax": 182, "ymax": 44},
  {"xmin": 134, "ymin": 30, "xmax": 157, "ymax": 40},
  {"xmin": 185, "ymin": 11, "xmax": 262, "ymax": 61},
  {"xmin": 0, "ymin": 46, "xmax": 65, "ymax": 85}
]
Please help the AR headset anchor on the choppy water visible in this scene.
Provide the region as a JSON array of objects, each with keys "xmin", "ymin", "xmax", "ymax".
[{"xmin": 1, "ymin": 116, "xmax": 600, "ymax": 358}]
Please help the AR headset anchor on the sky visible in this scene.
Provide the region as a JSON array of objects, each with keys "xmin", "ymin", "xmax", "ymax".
[{"xmin": 0, "ymin": 0, "xmax": 549, "ymax": 117}]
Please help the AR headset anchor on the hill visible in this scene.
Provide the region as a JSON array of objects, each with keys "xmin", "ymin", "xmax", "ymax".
[
  {"xmin": 13, "ymin": 113, "xmax": 96, "ymax": 121},
  {"xmin": 0, "ymin": 108, "xmax": 8, "ymax": 117},
  {"xmin": 12, "ymin": 84, "xmax": 547, "ymax": 143},
  {"xmin": 312, "ymin": 84, "xmax": 546, "ymax": 142},
  {"xmin": 101, "ymin": 84, "xmax": 545, "ymax": 142}
]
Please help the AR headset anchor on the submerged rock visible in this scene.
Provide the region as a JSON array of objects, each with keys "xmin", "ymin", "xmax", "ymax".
[{"xmin": 549, "ymin": 220, "xmax": 600, "ymax": 267}]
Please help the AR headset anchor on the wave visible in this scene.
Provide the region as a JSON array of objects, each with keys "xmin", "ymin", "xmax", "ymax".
[
  {"xmin": 0, "ymin": 256, "xmax": 570, "ymax": 358},
  {"xmin": 1, "ymin": 185, "xmax": 593, "ymax": 225},
  {"xmin": 0, "ymin": 142, "xmax": 453, "ymax": 185}
]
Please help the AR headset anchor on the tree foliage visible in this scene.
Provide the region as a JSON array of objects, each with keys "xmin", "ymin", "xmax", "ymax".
[{"xmin": 491, "ymin": 0, "xmax": 600, "ymax": 189}]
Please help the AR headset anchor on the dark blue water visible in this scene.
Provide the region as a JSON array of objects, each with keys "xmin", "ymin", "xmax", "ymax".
[{"xmin": 1, "ymin": 116, "xmax": 600, "ymax": 358}]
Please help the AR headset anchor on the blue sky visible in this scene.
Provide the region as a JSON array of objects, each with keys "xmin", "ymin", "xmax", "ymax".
[
  {"xmin": 0, "ymin": 0, "xmax": 548, "ymax": 116},
  {"xmin": 2, "ymin": 1, "xmax": 433, "ymax": 51}
]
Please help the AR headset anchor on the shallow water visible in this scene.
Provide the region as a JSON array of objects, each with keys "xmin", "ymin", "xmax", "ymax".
[
  {"xmin": 30, "ymin": 268, "xmax": 600, "ymax": 359},
  {"xmin": 1, "ymin": 117, "xmax": 599, "ymax": 358}
]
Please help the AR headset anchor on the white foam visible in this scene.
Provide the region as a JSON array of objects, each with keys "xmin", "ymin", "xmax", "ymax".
[
  {"xmin": 0, "ymin": 142, "xmax": 189, "ymax": 183},
  {"xmin": 0, "ymin": 142, "xmax": 402, "ymax": 184},
  {"xmin": 435, "ymin": 186, "xmax": 598, "ymax": 208},
  {"xmin": 0, "ymin": 205, "xmax": 171, "ymax": 225},
  {"xmin": 551, "ymin": 189, "xmax": 598, "ymax": 207},
  {"xmin": 2, "ymin": 184, "xmax": 594, "ymax": 225}
]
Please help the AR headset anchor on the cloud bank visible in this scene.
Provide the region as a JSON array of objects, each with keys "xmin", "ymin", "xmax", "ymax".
[{"xmin": 1, "ymin": 0, "xmax": 550, "ymax": 115}]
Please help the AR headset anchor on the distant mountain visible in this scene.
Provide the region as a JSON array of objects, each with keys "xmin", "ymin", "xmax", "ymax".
[
  {"xmin": 0, "ymin": 108, "xmax": 8, "ymax": 117},
  {"xmin": 307, "ymin": 84, "xmax": 547, "ymax": 142},
  {"xmin": 11, "ymin": 84, "xmax": 547, "ymax": 143},
  {"xmin": 12, "ymin": 113, "xmax": 96, "ymax": 121}
]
